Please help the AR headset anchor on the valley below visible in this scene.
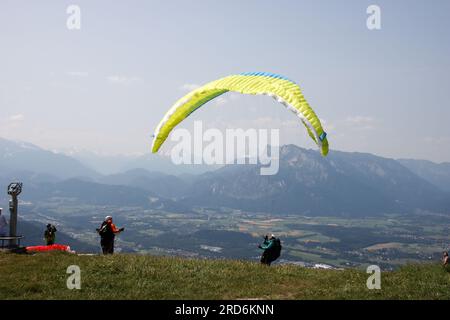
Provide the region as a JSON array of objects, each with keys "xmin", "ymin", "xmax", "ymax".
[{"xmin": 18, "ymin": 201, "xmax": 450, "ymax": 270}]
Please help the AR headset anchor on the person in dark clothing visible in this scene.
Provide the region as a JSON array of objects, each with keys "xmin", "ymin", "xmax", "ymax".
[
  {"xmin": 258, "ymin": 234, "xmax": 281, "ymax": 266},
  {"xmin": 96, "ymin": 216, "xmax": 124, "ymax": 255},
  {"xmin": 259, "ymin": 235, "xmax": 272, "ymax": 265},
  {"xmin": 44, "ymin": 224, "xmax": 57, "ymax": 245}
]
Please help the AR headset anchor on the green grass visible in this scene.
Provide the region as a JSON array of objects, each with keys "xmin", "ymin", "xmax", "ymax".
[{"xmin": 1, "ymin": 252, "xmax": 450, "ymax": 300}]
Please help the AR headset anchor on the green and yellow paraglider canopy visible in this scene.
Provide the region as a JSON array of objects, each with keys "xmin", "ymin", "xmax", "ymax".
[{"xmin": 151, "ymin": 72, "xmax": 329, "ymax": 156}]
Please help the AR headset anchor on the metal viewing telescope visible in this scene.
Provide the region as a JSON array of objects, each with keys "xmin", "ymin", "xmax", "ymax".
[{"xmin": 8, "ymin": 182, "xmax": 22, "ymax": 247}]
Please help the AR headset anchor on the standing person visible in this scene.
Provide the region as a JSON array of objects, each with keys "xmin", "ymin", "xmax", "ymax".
[
  {"xmin": 44, "ymin": 224, "xmax": 57, "ymax": 245},
  {"xmin": 259, "ymin": 234, "xmax": 274, "ymax": 266},
  {"xmin": 0, "ymin": 208, "xmax": 8, "ymax": 237},
  {"xmin": 97, "ymin": 216, "xmax": 124, "ymax": 255},
  {"xmin": 258, "ymin": 234, "xmax": 282, "ymax": 266}
]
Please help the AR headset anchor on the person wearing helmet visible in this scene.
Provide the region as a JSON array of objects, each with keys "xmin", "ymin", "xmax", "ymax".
[
  {"xmin": 259, "ymin": 234, "xmax": 275, "ymax": 265},
  {"xmin": 96, "ymin": 216, "xmax": 124, "ymax": 255}
]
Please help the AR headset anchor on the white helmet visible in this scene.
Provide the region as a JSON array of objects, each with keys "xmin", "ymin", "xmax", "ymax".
[{"xmin": 105, "ymin": 216, "xmax": 113, "ymax": 221}]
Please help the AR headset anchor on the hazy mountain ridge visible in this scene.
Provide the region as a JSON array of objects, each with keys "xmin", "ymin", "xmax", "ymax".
[
  {"xmin": 397, "ymin": 158, "xmax": 450, "ymax": 193},
  {"xmin": 68, "ymin": 149, "xmax": 219, "ymax": 175},
  {"xmin": 98, "ymin": 168, "xmax": 191, "ymax": 199},
  {"xmin": 0, "ymin": 138, "xmax": 99, "ymax": 180}
]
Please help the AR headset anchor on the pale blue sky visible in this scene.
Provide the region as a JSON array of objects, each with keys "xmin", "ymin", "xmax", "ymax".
[{"xmin": 0, "ymin": 0, "xmax": 449, "ymax": 161}]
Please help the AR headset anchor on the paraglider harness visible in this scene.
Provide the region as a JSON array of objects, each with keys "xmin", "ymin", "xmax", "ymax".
[
  {"xmin": 97, "ymin": 221, "xmax": 114, "ymax": 240},
  {"xmin": 271, "ymin": 238, "xmax": 282, "ymax": 261}
]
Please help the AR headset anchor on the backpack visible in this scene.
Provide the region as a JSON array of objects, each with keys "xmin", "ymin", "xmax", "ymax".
[
  {"xmin": 270, "ymin": 238, "xmax": 282, "ymax": 261},
  {"xmin": 97, "ymin": 222, "xmax": 112, "ymax": 238}
]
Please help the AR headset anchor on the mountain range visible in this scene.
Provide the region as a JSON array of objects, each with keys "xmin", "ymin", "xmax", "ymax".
[
  {"xmin": 180, "ymin": 146, "xmax": 450, "ymax": 215},
  {"xmin": 397, "ymin": 159, "xmax": 450, "ymax": 193},
  {"xmin": 0, "ymin": 137, "xmax": 99, "ymax": 181},
  {"xmin": 0, "ymin": 137, "xmax": 449, "ymax": 216}
]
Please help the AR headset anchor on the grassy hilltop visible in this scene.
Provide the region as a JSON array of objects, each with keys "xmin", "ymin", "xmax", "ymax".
[{"xmin": 0, "ymin": 252, "xmax": 449, "ymax": 300}]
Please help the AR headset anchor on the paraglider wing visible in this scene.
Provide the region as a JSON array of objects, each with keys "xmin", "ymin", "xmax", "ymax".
[
  {"xmin": 26, "ymin": 244, "xmax": 72, "ymax": 253},
  {"xmin": 151, "ymin": 72, "xmax": 329, "ymax": 156}
]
